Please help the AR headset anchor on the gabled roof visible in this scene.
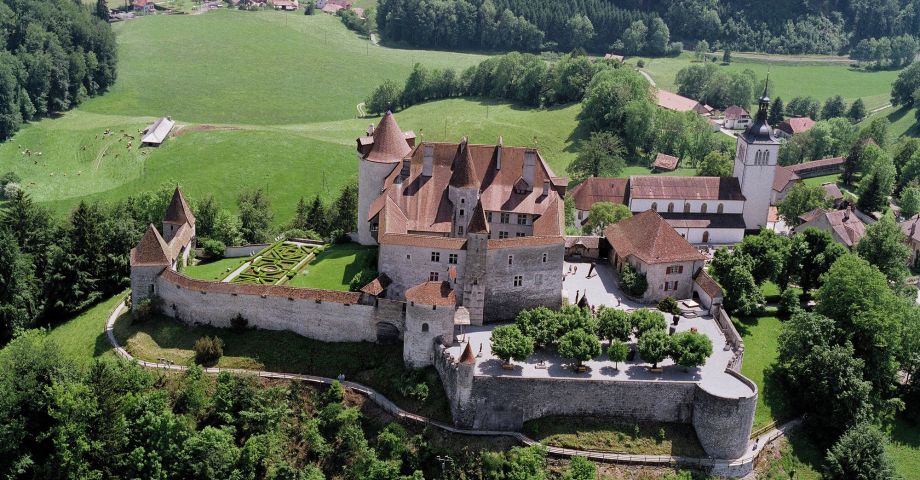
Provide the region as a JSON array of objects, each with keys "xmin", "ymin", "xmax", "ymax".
[
  {"xmin": 822, "ymin": 183, "xmax": 843, "ymax": 201},
  {"xmin": 361, "ymin": 112, "xmax": 414, "ymax": 164},
  {"xmin": 141, "ymin": 117, "xmax": 174, "ymax": 145},
  {"xmin": 656, "ymin": 89, "xmax": 700, "ymax": 112},
  {"xmin": 786, "ymin": 156, "xmax": 845, "ymax": 173},
  {"xmin": 772, "ymin": 166, "xmax": 801, "ymax": 192},
  {"xmin": 778, "ymin": 117, "xmax": 816, "ymax": 135},
  {"xmin": 569, "ymin": 177, "xmax": 628, "ymax": 211},
  {"xmin": 359, "ymin": 273, "xmax": 391, "ymax": 296},
  {"xmin": 652, "ymin": 153, "xmax": 680, "ymax": 171},
  {"xmin": 694, "ymin": 268, "xmax": 723, "ymax": 298},
  {"xmin": 604, "ymin": 210, "xmax": 705, "ymax": 264},
  {"xmin": 629, "ymin": 176, "xmax": 744, "ymax": 201},
  {"xmin": 901, "ymin": 214, "xmax": 920, "ymax": 243},
  {"xmin": 798, "ymin": 207, "xmax": 866, "ymax": 248},
  {"xmin": 130, "ymin": 224, "xmax": 171, "ymax": 267},
  {"xmin": 564, "ymin": 236, "xmax": 600, "ymax": 249},
  {"xmin": 405, "ymin": 281, "xmax": 456, "ymax": 306},
  {"xmin": 164, "ymin": 187, "xmax": 195, "ymax": 225},
  {"xmin": 724, "ymin": 106, "xmax": 749, "ymax": 120}
]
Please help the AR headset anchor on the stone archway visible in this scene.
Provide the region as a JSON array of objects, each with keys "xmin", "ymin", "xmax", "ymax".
[{"xmin": 375, "ymin": 322, "xmax": 401, "ymax": 344}]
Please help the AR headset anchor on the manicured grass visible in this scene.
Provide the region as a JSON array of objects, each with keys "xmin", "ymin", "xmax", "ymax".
[
  {"xmin": 632, "ymin": 53, "xmax": 900, "ymax": 110},
  {"xmin": 45, "ymin": 294, "xmax": 126, "ymax": 365},
  {"xmin": 523, "ymin": 416, "xmax": 705, "ymax": 457},
  {"xmin": 889, "ymin": 417, "xmax": 920, "ymax": 478},
  {"xmin": 757, "ymin": 429, "xmax": 823, "ymax": 480},
  {"xmin": 732, "ymin": 312, "xmax": 796, "ymax": 431},
  {"xmin": 183, "ymin": 257, "xmax": 249, "ymax": 281},
  {"xmin": 287, "ymin": 243, "xmax": 376, "ymax": 291},
  {"xmin": 113, "ymin": 313, "xmax": 451, "ymax": 421},
  {"xmin": 232, "ymin": 242, "xmax": 317, "ymax": 285},
  {"xmin": 619, "ymin": 166, "xmax": 698, "ymax": 178}
]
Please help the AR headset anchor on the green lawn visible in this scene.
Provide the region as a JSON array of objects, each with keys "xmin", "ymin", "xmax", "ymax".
[
  {"xmin": 183, "ymin": 257, "xmax": 249, "ymax": 281},
  {"xmin": 113, "ymin": 312, "xmax": 450, "ymax": 421},
  {"xmin": 889, "ymin": 417, "xmax": 920, "ymax": 479},
  {"xmin": 523, "ymin": 416, "xmax": 705, "ymax": 457},
  {"xmin": 45, "ymin": 294, "xmax": 126, "ymax": 365},
  {"xmin": 632, "ymin": 52, "xmax": 900, "ymax": 110},
  {"xmin": 619, "ymin": 166, "xmax": 698, "ymax": 178},
  {"xmin": 287, "ymin": 243, "xmax": 376, "ymax": 290}
]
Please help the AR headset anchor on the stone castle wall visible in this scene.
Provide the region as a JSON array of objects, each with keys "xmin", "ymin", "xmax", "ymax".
[
  {"xmin": 484, "ymin": 242, "xmax": 564, "ymax": 320},
  {"xmin": 692, "ymin": 371, "xmax": 758, "ymax": 459}
]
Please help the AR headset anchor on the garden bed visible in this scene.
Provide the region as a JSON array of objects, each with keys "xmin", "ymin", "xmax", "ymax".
[{"xmin": 229, "ymin": 241, "xmax": 319, "ymax": 286}]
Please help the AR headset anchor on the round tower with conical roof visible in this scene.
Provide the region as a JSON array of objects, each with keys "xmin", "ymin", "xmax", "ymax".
[{"xmin": 356, "ymin": 112, "xmax": 415, "ymax": 245}]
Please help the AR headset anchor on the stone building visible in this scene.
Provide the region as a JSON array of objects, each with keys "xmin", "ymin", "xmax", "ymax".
[
  {"xmin": 796, "ymin": 207, "xmax": 867, "ymax": 249},
  {"xmin": 357, "ymin": 112, "xmax": 567, "ymax": 324},
  {"xmin": 130, "ymin": 187, "xmax": 196, "ymax": 305},
  {"xmin": 604, "ymin": 210, "xmax": 707, "ymax": 303}
]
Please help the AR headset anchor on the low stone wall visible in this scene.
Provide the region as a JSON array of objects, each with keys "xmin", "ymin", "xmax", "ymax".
[
  {"xmin": 715, "ymin": 307, "xmax": 744, "ymax": 372},
  {"xmin": 155, "ymin": 270, "xmax": 380, "ymax": 343}
]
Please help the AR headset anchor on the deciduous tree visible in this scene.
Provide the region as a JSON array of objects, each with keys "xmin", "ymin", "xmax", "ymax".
[
  {"xmin": 825, "ymin": 423, "xmax": 898, "ymax": 480},
  {"xmin": 777, "ymin": 182, "xmax": 831, "ymax": 226},
  {"xmin": 637, "ymin": 329, "xmax": 670, "ymax": 369},
  {"xmin": 490, "ymin": 325, "xmax": 534, "ymax": 365},
  {"xmin": 567, "ymin": 132, "xmax": 626, "ymax": 182},
  {"xmin": 558, "ymin": 329, "xmax": 601, "ymax": 369},
  {"xmin": 583, "ymin": 202, "xmax": 631, "ymax": 235}
]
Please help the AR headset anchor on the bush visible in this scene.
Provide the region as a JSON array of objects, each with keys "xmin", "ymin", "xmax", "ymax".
[
  {"xmin": 619, "ymin": 264, "xmax": 648, "ymax": 297},
  {"xmin": 0, "ymin": 171, "xmax": 20, "ymax": 186},
  {"xmin": 2, "ymin": 182, "xmax": 20, "ymax": 199},
  {"xmin": 395, "ymin": 371, "xmax": 429, "ymax": 402},
  {"xmin": 636, "ymin": 59, "xmax": 645, "ymax": 68},
  {"xmin": 631, "ymin": 309, "xmax": 666, "ymax": 337},
  {"xmin": 201, "ymin": 238, "xmax": 225, "ymax": 259},
  {"xmin": 778, "ymin": 288, "xmax": 801, "ymax": 317},
  {"xmin": 230, "ymin": 313, "xmax": 249, "ymax": 332},
  {"xmin": 349, "ymin": 269, "xmax": 378, "ymax": 292},
  {"xmin": 194, "ymin": 335, "xmax": 224, "ymax": 365},
  {"xmin": 132, "ymin": 297, "xmax": 159, "ymax": 322},
  {"xmin": 657, "ymin": 296, "xmax": 679, "ymax": 315}
]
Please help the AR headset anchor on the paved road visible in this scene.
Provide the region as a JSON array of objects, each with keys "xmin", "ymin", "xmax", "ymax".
[{"xmin": 104, "ymin": 296, "xmax": 795, "ymax": 477}]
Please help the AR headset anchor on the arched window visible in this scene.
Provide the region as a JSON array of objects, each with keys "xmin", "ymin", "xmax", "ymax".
[
  {"xmin": 683, "ymin": 202, "xmax": 691, "ymax": 213},
  {"xmin": 651, "ymin": 202, "xmax": 657, "ymax": 211},
  {"xmin": 702, "ymin": 231, "xmax": 710, "ymax": 243},
  {"xmin": 667, "ymin": 202, "xmax": 674, "ymax": 213},
  {"xmin": 422, "ymin": 323, "xmax": 429, "ymax": 332},
  {"xmin": 717, "ymin": 203, "xmax": 724, "ymax": 214},
  {"xmin": 700, "ymin": 203, "xmax": 707, "ymax": 214}
]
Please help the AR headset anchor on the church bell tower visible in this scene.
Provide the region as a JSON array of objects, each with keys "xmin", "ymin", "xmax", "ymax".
[{"xmin": 733, "ymin": 79, "xmax": 780, "ymax": 230}]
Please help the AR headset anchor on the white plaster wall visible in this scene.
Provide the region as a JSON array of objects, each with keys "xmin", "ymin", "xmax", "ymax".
[
  {"xmin": 631, "ymin": 259, "xmax": 703, "ymax": 302},
  {"xmin": 670, "ymin": 227, "xmax": 745, "ymax": 245},
  {"xmin": 358, "ymin": 157, "xmax": 398, "ymax": 245},
  {"xmin": 629, "ymin": 198, "xmax": 744, "ymax": 215},
  {"xmin": 733, "ymin": 140, "xmax": 779, "ymax": 230}
]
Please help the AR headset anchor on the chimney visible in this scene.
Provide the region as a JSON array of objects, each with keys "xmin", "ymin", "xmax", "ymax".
[
  {"xmin": 542, "ymin": 179, "xmax": 550, "ymax": 197},
  {"xmin": 400, "ymin": 158, "xmax": 411, "ymax": 179},
  {"xmin": 496, "ymin": 136, "xmax": 503, "ymax": 171},
  {"xmin": 422, "ymin": 144, "xmax": 434, "ymax": 177},
  {"xmin": 523, "ymin": 150, "xmax": 536, "ymax": 191}
]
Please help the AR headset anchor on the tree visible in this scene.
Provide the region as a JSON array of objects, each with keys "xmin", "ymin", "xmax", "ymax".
[
  {"xmin": 777, "ymin": 182, "xmax": 832, "ymax": 226},
  {"xmin": 720, "ymin": 262, "xmax": 763, "ymax": 316},
  {"xmin": 787, "ymin": 96, "xmax": 820, "ymax": 119},
  {"xmin": 619, "ymin": 264, "xmax": 647, "ymax": 297},
  {"xmin": 194, "ymin": 195, "xmax": 220, "ymax": 240},
  {"xmin": 784, "ymin": 228, "xmax": 847, "ymax": 293},
  {"xmin": 901, "ymin": 185, "xmax": 920, "ymax": 218},
  {"xmin": 670, "ymin": 331, "xmax": 712, "ymax": 369},
  {"xmin": 567, "ymin": 132, "xmax": 626, "ymax": 182},
  {"xmin": 0, "ymin": 228, "xmax": 38, "ymax": 343},
  {"xmin": 238, "ymin": 189, "xmax": 273, "ymax": 243},
  {"xmin": 891, "ymin": 61, "xmax": 920, "ymax": 108},
  {"xmin": 693, "ymin": 40, "xmax": 709, "ymax": 61},
  {"xmin": 561, "ymin": 456, "xmax": 596, "ymax": 480},
  {"xmin": 768, "ymin": 96, "xmax": 785, "ymax": 125},
  {"xmin": 856, "ymin": 216, "xmax": 911, "ymax": 285},
  {"xmin": 824, "ymin": 423, "xmax": 898, "ymax": 480},
  {"xmin": 211, "ymin": 209, "xmax": 243, "ymax": 246},
  {"xmin": 331, "ymin": 182, "xmax": 358, "ymax": 238},
  {"xmin": 847, "ymin": 98, "xmax": 867, "ymax": 123},
  {"xmin": 94, "ymin": 0, "xmax": 108, "ymax": 20},
  {"xmin": 857, "ymin": 146, "xmax": 896, "ymax": 213},
  {"xmin": 563, "ymin": 14, "xmax": 594, "ymax": 51},
  {"xmin": 722, "ymin": 49, "xmax": 731, "ymax": 64},
  {"xmin": 607, "ymin": 339, "xmax": 628, "ymax": 370},
  {"xmin": 821, "ymin": 95, "xmax": 847, "ymax": 120},
  {"xmin": 646, "ymin": 18, "xmax": 670, "ymax": 56},
  {"xmin": 490, "ymin": 325, "xmax": 534, "ymax": 365},
  {"xmin": 597, "ymin": 308, "xmax": 631, "ymax": 342},
  {"xmin": 622, "ymin": 20, "xmax": 648, "ymax": 56},
  {"xmin": 637, "ymin": 329, "xmax": 670, "ymax": 369},
  {"xmin": 697, "ymin": 151, "xmax": 732, "ymax": 177},
  {"xmin": 364, "ymin": 80, "xmax": 402, "ymax": 115},
  {"xmin": 631, "ymin": 309, "xmax": 666, "ymax": 337},
  {"xmin": 583, "ymin": 202, "xmax": 631, "ymax": 235},
  {"xmin": 735, "ymin": 230, "xmax": 790, "ymax": 284},
  {"xmin": 557, "ymin": 329, "xmax": 601, "ymax": 369},
  {"xmin": 515, "ymin": 307, "xmax": 559, "ymax": 349}
]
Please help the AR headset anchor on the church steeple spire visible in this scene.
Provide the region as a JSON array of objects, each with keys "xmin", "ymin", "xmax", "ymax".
[{"xmin": 755, "ymin": 74, "xmax": 770, "ymax": 123}]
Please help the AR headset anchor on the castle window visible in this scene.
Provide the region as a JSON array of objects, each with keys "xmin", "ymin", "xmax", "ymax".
[
  {"xmin": 672, "ymin": 281, "xmax": 679, "ymax": 290},
  {"xmin": 431, "ymin": 251, "xmax": 440, "ymax": 262},
  {"xmin": 459, "ymin": 209, "xmax": 465, "ymax": 217},
  {"xmin": 683, "ymin": 202, "xmax": 690, "ymax": 213},
  {"xmin": 500, "ymin": 213, "xmax": 510, "ymax": 224},
  {"xmin": 460, "ymin": 198, "xmax": 465, "ymax": 204},
  {"xmin": 422, "ymin": 323, "xmax": 429, "ymax": 332},
  {"xmin": 406, "ymin": 254, "xmax": 411, "ymax": 260},
  {"xmin": 663, "ymin": 282, "xmax": 669, "ymax": 291},
  {"xmin": 508, "ymin": 255, "xmax": 513, "ymax": 265},
  {"xmin": 667, "ymin": 202, "xmax": 674, "ymax": 213},
  {"xmin": 651, "ymin": 202, "xmax": 657, "ymax": 211},
  {"xmin": 542, "ymin": 253, "xmax": 547, "ymax": 263},
  {"xmin": 701, "ymin": 203, "xmax": 707, "ymax": 214},
  {"xmin": 517, "ymin": 214, "xmax": 528, "ymax": 225},
  {"xmin": 429, "ymin": 272, "xmax": 439, "ymax": 281},
  {"xmin": 513, "ymin": 275, "xmax": 523, "ymax": 287},
  {"xmin": 666, "ymin": 265, "xmax": 683, "ymax": 274},
  {"xmin": 515, "ymin": 232, "xmax": 525, "ymax": 237},
  {"xmin": 448, "ymin": 253, "xmax": 458, "ymax": 264},
  {"xmin": 499, "ymin": 231, "xmax": 509, "ymax": 239},
  {"xmin": 487, "ymin": 212, "xmax": 493, "ymax": 222},
  {"xmin": 717, "ymin": 203, "xmax": 724, "ymax": 214},
  {"xmin": 457, "ymin": 226, "xmax": 464, "ymax": 235},
  {"xmin": 702, "ymin": 231, "xmax": 710, "ymax": 243}
]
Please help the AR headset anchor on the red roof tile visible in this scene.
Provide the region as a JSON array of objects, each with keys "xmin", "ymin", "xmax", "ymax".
[
  {"xmin": 724, "ymin": 106, "xmax": 750, "ymax": 120},
  {"xmin": 652, "ymin": 153, "xmax": 680, "ymax": 171},
  {"xmin": 569, "ymin": 177, "xmax": 628, "ymax": 211},
  {"xmin": 459, "ymin": 342, "xmax": 475, "ymax": 364},
  {"xmin": 693, "ymin": 268, "xmax": 722, "ymax": 298},
  {"xmin": 772, "ymin": 166, "xmax": 801, "ymax": 192},
  {"xmin": 449, "ymin": 140, "xmax": 480, "ymax": 189},
  {"xmin": 604, "ymin": 210, "xmax": 705, "ymax": 264},
  {"xmin": 778, "ymin": 117, "xmax": 816, "ymax": 135},
  {"xmin": 656, "ymin": 89, "xmax": 701, "ymax": 112},
  {"xmin": 130, "ymin": 224, "xmax": 171, "ymax": 267},
  {"xmin": 160, "ymin": 269, "xmax": 362, "ymax": 303},
  {"xmin": 360, "ymin": 273, "xmax": 391, "ymax": 296},
  {"xmin": 629, "ymin": 176, "xmax": 744, "ymax": 201},
  {"xmin": 164, "ymin": 187, "xmax": 195, "ymax": 225},
  {"xmin": 362, "ymin": 112, "xmax": 413, "ymax": 164},
  {"xmin": 467, "ymin": 201, "xmax": 489, "ymax": 234},
  {"xmin": 405, "ymin": 281, "xmax": 456, "ymax": 306},
  {"xmin": 786, "ymin": 156, "xmax": 845, "ymax": 173}
]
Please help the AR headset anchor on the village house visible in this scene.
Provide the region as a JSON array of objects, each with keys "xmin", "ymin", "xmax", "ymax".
[
  {"xmin": 656, "ymin": 89, "xmax": 712, "ymax": 115},
  {"xmin": 141, "ymin": 117, "xmax": 175, "ymax": 147},
  {"xmin": 770, "ymin": 157, "xmax": 846, "ymax": 204},
  {"xmin": 901, "ymin": 215, "xmax": 920, "ymax": 266},
  {"xmin": 723, "ymin": 106, "xmax": 752, "ymax": 130},
  {"xmin": 357, "ymin": 112, "xmax": 566, "ymax": 324},
  {"xmin": 604, "ymin": 210, "xmax": 707, "ymax": 304},
  {"xmin": 568, "ymin": 176, "xmax": 627, "ymax": 226},
  {"xmin": 776, "ymin": 116, "xmax": 816, "ymax": 139},
  {"xmin": 795, "ymin": 207, "xmax": 867, "ymax": 248},
  {"xmin": 271, "ymin": 0, "xmax": 299, "ymax": 10},
  {"xmin": 133, "ymin": 0, "xmax": 155, "ymax": 13},
  {"xmin": 651, "ymin": 152, "xmax": 680, "ymax": 172}
]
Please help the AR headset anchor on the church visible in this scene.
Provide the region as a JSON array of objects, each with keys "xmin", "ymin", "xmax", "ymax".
[{"xmin": 570, "ymin": 83, "xmax": 781, "ymax": 245}]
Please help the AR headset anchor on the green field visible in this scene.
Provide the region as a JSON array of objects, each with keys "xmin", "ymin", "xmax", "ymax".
[
  {"xmin": 183, "ymin": 256, "xmax": 249, "ymax": 281},
  {"xmin": 287, "ymin": 243, "xmax": 376, "ymax": 290},
  {"xmin": 633, "ymin": 53, "xmax": 899, "ymax": 110},
  {"xmin": 44, "ymin": 294, "xmax": 126, "ymax": 365}
]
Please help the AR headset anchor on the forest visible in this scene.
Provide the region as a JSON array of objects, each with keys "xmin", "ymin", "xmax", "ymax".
[
  {"xmin": 376, "ymin": 0, "xmax": 920, "ymax": 57},
  {"xmin": 0, "ymin": 0, "xmax": 118, "ymax": 140}
]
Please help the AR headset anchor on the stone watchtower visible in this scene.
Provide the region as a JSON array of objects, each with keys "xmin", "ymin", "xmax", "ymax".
[
  {"xmin": 162, "ymin": 187, "xmax": 196, "ymax": 243},
  {"xmin": 356, "ymin": 112, "xmax": 415, "ymax": 245},
  {"xmin": 732, "ymin": 80, "xmax": 780, "ymax": 230},
  {"xmin": 403, "ymin": 281, "xmax": 457, "ymax": 367},
  {"xmin": 462, "ymin": 202, "xmax": 489, "ymax": 325}
]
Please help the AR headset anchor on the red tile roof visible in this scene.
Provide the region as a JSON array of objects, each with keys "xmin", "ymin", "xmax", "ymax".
[
  {"xmin": 360, "ymin": 112, "xmax": 414, "ymax": 164},
  {"xmin": 778, "ymin": 117, "xmax": 816, "ymax": 136},
  {"xmin": 449, "ymin": 141, "xmax": 480, "ymax": 189},
  {"xmin": 569, "ymin": 177, "xmax": 628, "ymax": 211},
  {"xmin": 822, "ymin": 182, "xmax": 843, "ymax": 201},
  {"xmin": 629, "ymin": 176, "xmax": 744, "ymax": 201},
  {"xmin": 656, "ymin": 89, "xmax": 700, "ymax": 112},
  {"xmin": 487, "ymin": 235, "xmax": 564, "ymax": 249},
  {"xmin": 772, "ymin": 166, "xmax": 801, "ymax": 192},
  {"xmin": 604, "ymin": 210, "xmax": 705, "ymax": 264},
  {"xmin": 405, "ymin": 281, "xmax": 456, "ymax": 306},
  {"xmin": 723, "ymin": 106, "xmax": 749, "ymax": 120},
  {"xmin": 652, "ymin": 153, "xmax": 680, "ymax": 171},
  {"xmin": 693, "ymin": 268, "xmax": 722, "ymax": 298},
  {"xmin": 901, "ymin": 214, "xmax": 920, "ymax": 243},
  {"xmin": 164, "ymin": 187, "xmax": 195, "ymax": 225},
  {"xmin": 798, "ymin": 208, "xmax": 866, "ymax": 248},
  {"xmin": 359, "ymin": 273, "xmax": 391, "ymax": 296},
  {"xmin": 564, "ymin": 236, "xmax": 600, "ymax": 249},
  {"xmin": 467, "ymin": 201, "xmax": 489, "ymax": 234},
  {"xmin": 786, "ymin": 156, "xmax": 845, "ymax": 173},
  {"xmin": 130, "ymin": 224, "xmax": 171, "ymax": 267}
]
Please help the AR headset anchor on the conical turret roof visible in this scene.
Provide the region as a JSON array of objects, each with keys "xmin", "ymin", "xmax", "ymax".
[
  {"xmin": 459, "ymin": 342, "xmax": 475, "ymax": 364},
  {"xmin": 365, "ymin": 111, "xmax": 412, "ymax": 163},
  {"xmin": 164, "ymin": 187, "xmax": 195, "ymax": 226},
  {"xmin": 450, "ymin": 139, "xmax": 480, "ymax": 189},
  {"xmin": 466, "ymin": 201, "xmax": 489, "ymax": 234},
  {"xmin": 130, "ymin": 224, "xmax": 171, "ymax": 267}
]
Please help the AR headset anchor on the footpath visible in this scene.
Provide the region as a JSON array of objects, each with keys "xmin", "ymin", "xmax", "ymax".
[{"xmin": 104, "ymin": 298, "xmax": 796, "ymax": 478}]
